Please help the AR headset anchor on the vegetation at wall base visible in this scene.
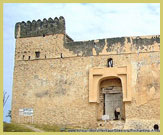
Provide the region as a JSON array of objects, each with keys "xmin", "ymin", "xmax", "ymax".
[
  {"xmin": 3, "ymin": 122, "xmax": 34, "ymax": 132},
  {"xmin": 32, "ymin": 124, "xmax": 60, "ymax": 132}
]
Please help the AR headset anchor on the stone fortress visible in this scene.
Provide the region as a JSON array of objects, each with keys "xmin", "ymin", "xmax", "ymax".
[{"xmin": 12, "ymin": 16, "xmax": 160, "ymax": 130}]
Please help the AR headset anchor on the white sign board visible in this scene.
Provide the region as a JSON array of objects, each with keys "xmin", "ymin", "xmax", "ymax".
[
  {"xmin": 102, "ymin": 115, "xmax": 110, "ymax": 121},
  {"xmin": 19, "ymin": 108, "xmax": 33, "ymax": 116}
]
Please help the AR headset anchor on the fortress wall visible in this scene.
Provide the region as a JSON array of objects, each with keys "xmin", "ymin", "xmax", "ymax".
[
  {"xmin": 12, "ymin": 16, "xmax": 160, "ymax": 128},
  {"xmin": 65, "ymin": 35, "xmax": 160, "ymax": 56},
  {"xmin": 12, "ymin": 49, "xmax": 160, "ymax": 128},
  {"xmin": 12, "ymin": 15, "xmax": 160, "ymax": 129},
  {"xmin": 15, "ymin": 34, "xmax": 160, "ymax": 62}
]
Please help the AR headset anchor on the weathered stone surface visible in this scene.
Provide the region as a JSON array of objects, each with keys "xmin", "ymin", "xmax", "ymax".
[{"xmin": 65, "ymin": 35, "xmax": 160, "ymax": 56}]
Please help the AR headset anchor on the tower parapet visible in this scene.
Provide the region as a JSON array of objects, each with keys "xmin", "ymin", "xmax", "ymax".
[{"xmin": 15, "ymin": 16, "xmax": 65, "ymax": 38}]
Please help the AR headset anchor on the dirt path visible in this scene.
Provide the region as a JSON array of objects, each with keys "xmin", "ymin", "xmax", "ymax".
[{"xmin": 21, "ymin": 124, "xmax": 45, "ymax": 132}]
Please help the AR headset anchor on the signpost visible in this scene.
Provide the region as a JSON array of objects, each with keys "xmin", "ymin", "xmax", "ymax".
[
  {"xmin": 19, "ymin": 108, "xmax": 34, "ymax": 124},
  {"xmin": 19, "ymin": 108, "xmax": 33, "ymax": 116}
]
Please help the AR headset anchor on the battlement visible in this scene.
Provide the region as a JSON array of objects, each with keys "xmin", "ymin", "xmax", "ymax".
[{"xmin": 15, "ymin": 16, "xmax": 65, "ymax": 38}]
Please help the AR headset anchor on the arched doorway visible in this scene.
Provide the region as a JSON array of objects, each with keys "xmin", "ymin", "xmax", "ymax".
[{"xmin": 98, "ymin": 77, "xmax": 125, "ymax": 120}]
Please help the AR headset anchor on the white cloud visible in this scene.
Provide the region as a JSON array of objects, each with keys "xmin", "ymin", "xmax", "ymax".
[{"xmin": 4, "ymin": 3, "xmax": 160, "ymax": 41}]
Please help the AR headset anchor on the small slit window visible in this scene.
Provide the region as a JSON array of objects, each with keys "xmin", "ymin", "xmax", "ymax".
[
  {"xmin": 107, "ymin": 58, "xmax": 113, "ymax": 67},
  {"xmin": 35, "ymin": 51, "xmax": 40, "ymax": 58}
]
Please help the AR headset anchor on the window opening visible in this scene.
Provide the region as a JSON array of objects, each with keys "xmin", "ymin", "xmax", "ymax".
[
  {"xmin": 35, "ymin": 51, "xmax": 40, "ymax": 58},
  {"xmin": 107, "ymin": 58, "xmax": 113, "ymax": 67}
]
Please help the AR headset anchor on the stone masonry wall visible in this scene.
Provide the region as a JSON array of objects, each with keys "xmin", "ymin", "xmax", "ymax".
[{"xmin": 12, "ymin": 33, "xmax": 160, "ymax": 129}]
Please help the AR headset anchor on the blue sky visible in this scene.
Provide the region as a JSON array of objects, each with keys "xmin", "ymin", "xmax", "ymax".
[{"xmin": 3, "ymin": 3, "xmax": 160, "ymax": 122}]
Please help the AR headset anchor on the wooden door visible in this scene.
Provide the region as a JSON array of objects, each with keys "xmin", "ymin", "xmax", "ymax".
[{"xmin": 105, "ymin": 93, "xmax": 123, "ymax": 120}]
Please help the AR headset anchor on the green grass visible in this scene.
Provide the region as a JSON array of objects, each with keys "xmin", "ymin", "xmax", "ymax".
[
  {"xmin": 3, "ymin": 122, "xmax": 34, "ymax": 132},
  {"xmin": 32, "ymin": 124, "xmax": 87, "ymax": 132},
  {"xmin": 3, "ymin": 122, "xmax": 83, "ymax": 132},
  {"xmin": 32, "ymin": 124, "xmax": 61, "ymax": 132}
]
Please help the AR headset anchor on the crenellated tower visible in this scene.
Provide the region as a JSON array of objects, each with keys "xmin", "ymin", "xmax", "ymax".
[
  {"xmin": 14, "ymin": 16, "xmax": 73, "ymax": 61},
  {"xmin": 15, "ymin": 16, "xmax": 65, "ymax": 38}
]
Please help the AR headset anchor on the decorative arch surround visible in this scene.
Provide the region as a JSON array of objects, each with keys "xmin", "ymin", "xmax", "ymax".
[{"xmin": 89, "ymin": 65, "xmax": 132, "ymax": 103}]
